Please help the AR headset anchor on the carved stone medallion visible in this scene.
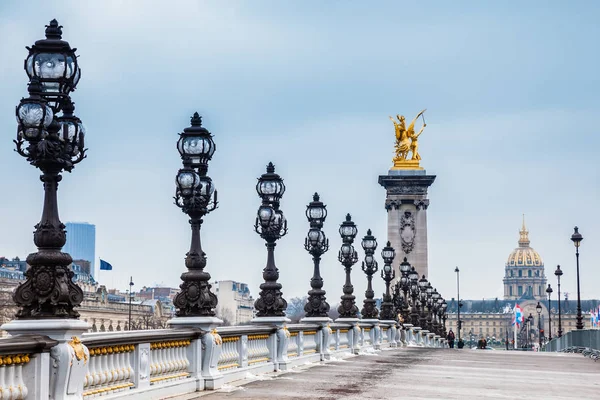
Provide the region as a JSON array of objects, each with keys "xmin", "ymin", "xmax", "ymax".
[{"xmin": 400, "ymin": 211, "xmax": 416, "ymax": 254}]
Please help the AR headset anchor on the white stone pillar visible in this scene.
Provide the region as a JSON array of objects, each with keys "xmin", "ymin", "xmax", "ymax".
[
  {"xmin": 168, "ymin": 316, "xmax": 223, "ymax": 390},
  {"xmin": 300, "ymin": 317, "xmax": 333, "ymax": 361},
  {"xmin": 2, "ymin": 319, "xmax": 91, "ymax": 400},
  {"xmin": 336, "ymin": 318, "xmax": 360, "ymax": 354}
]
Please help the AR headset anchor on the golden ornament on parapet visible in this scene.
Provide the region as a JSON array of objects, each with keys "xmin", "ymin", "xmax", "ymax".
[
  {"xmin": 211, "ymin": 329, "xmax": 223, "ymax": 346},
  {"xmin": 68, "ymin": 336, "xmax": 88, "ymax": 363},
  {"xmin": 389, "ymin": 109, "xmax": 427, "ymax": 170}
]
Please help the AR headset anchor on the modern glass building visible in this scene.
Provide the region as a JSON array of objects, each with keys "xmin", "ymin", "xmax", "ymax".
[{"xmin": 63, "ymin": 222, "xmax": 96, "ymax": 278}]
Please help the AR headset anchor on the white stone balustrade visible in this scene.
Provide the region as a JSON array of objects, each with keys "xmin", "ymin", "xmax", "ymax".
[
  {"xmin": 0, "ymin": 353, "xmax": 30, "ymax": 399},
  {"xmin": 217, "ymin": 336, "xmax": 240, "ymax": 371},
  {"xmin": 83, "ymin": 344, "xmax": 134, "ymax": 397},
  {"xmin": 149, "ymin": 340, "xmax": 191, "ymax": 384},
  {"xmin": 0, "ymin": 319, "xmax": 448, "ymax": 399}
]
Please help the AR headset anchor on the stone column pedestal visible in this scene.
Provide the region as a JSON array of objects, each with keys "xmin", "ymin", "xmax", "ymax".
[
  {"xmin": 2, "ymin": 319, "xmax": 91, "ymax": 400},
  {"xmin": 380, "ymin": 320, "xmax": 396, "ymax": 347},
  {"xmin": 252, "ymin": 316, "xmax": 291, "ymax": 370},
  {"xmin": 335, "ymin": 318, "xmax": 361, "ymax": 354},
  {"xmin": 361, "ymin": 319, "xmax": 380, "ymax": 349},
  {"xmin": 402, "ymin": 323, "xmax": 414, "ymax": 347},
  {"xmin": 411, "ymin": 327, "xmax": 422, "ymax": 346},
  {"xmin": 379, "ymin": 170, "xmax": 436, "ymax": 280},
  {"xmin": 300, "ymin": 317, "xmax": 333, "ymax": 360},
  {"xmin": 168, "ymin": 316, "xmax": 223, "ymax": 390},
  {"xmin": 427, "ymin": 332, "xmax": 436, "ymax": 348}
]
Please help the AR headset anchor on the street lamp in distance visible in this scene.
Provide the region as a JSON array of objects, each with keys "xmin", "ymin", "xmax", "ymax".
[{"xmin": 570, "ymin": 227, "xmax": 584, "ymax": 329}]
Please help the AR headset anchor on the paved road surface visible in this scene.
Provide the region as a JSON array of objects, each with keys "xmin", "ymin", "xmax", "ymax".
[{"xmin": 182, "ymin": 348, "xmax": 600, "ymax": 400}]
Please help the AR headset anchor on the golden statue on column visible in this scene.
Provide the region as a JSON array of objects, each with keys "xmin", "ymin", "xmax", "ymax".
[{"xmin": 389, "ymin": 109, "xmax": 427, "ymax": 170}]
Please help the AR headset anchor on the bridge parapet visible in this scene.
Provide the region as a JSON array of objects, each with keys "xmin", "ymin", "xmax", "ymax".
[
  {"xmin": 0, "ymin": 320, "xmax": 448, "ymax": 399},
  {"xmin": 545, "ymin": 329, "xmax": 600, "ymax": 352}
]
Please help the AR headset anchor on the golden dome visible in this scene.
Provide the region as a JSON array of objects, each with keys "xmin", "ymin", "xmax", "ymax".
[{"xmin": 506, "ymin": 216, "xmax": 543, "ymax": 267}]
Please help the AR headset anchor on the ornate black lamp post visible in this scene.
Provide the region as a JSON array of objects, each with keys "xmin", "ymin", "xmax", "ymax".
[
  {"xmin": 425, "ymin": 283, "xmax": 434, "ymax": 331},
  {"xmin": 398, "ymin": 258, "xmax": 412, "ymax": 322},
  {"xmin": 172, "ymin": 113, "xmax": 219, "ymax": 317},
  {"xmin": 455, "ymin": 266, "xmax": 462, "ymax": 342},
  {"xmin": 409, "ymin": 267, "xmax": 419, "ymax": 325},
  {"xmin": 418, "ymin": 276, "xmax": 429, "ymax": 328},
  {"xmin": 536, "ymin": 302, "xmax": 542, "ymax": 347},
  {"xmin": 254, "ymin": 163, "xmax": 288, "ymax": 317},
  {"xmin": 13, "ymin": 20, "xmax": 87, "ymax": 319},
  {"xmin": 360, "ymin": 230, "xmax": 379, "ymax": 319},
  {"xmin": 526, "ymin": 314, "xmax": 533, "ymax": 348},
  {"xmin": 303, "ymin": 193, "xmax": 330, "ymax": 317},
  {"xmin": 441, "ymin": 299, "xmax": 448, "ymax": 336},
  {"xmin": 555, "ymin": 265, "xmax": 563, "ymax": 337},
  {"xmin": 128, "ymin": 276, "xmax": 134, "ymax": 330},
  {"xmin": 571, "ymin": 227, "xmax": 584, "ymax": 329},
  {"xmin": 431, "ymin": 289, "xmax": 441, "ymax": 334},
  {"xmin": 379, "ymin": 242, "xmax": 396, "ymax": 321},
  {"xmin": 337, "ymin": 214, "xmax": 359, "ymax": 318},
  {"xmin": 546, "ymin": 284, "xmax": 553, "ymax": 341}
]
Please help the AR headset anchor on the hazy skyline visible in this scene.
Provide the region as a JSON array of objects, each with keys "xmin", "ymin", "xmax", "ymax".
[{"xmin": 1, "ymin": 1, "xmax": 598, "ymax": 306}]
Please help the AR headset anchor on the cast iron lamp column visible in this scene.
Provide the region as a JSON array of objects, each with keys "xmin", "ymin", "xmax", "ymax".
[
  {"xmin": 425, "ymin": 283, "xmax": 434, "ymax": 331},
  {"xmin": 431, "ymin": 289, "xmax": 441, "ymax": 335},
  {"xmin": 571, "ymin": 227, "xmax": 584, "ymax": 329},
  {"xmin": 441, "ymin": 299, "xmax": 448, "ymax": 336},
  {"xmin": 536, "ymin": 302, "xmax": 542, "ymax": 347},
  {"xmin": 455, "ymin": 266, "xmax": 462, "ymax": 342},
  {"xmin": 128, "ymin": 277, "xmax": 134, "ymax": 330},
  {"xmin": 399, "ymin": 258, "xmax": 412, "ymax": 322},
  {"xmin": 418, "ymin": 276, "xmax": 429, "ymax": 329},
  {"xmin": 337, "ymin": 214, "xmax": 359, "ymax": 318},
  {"xmin": 173, "ymin": 113, "xmax": 218, "ymax": 317},
  {"xmin": 379, "ymin": 242, "xmax": 396, "ymax": 321},
  {"xmin": 409, "ymin": 270, "xmax": 420, "ymax": 326},
  {"xmin": 254, "ymin": 163, "xmax": 288, "ymax": 317},
  {"xmin": 13, "ymin": 20, "xmax": 86, "ymax": 319},
  {"xmin": 555, "ymin": 265, "xmax": 563, "ymax": 337},
  {"xmin": 360, "ymin": 230, "xmax": 379, "ymax": 319},
  {"xmin": 303, "ymin": 193, "xmax": 330, "ymax": 317},
  {"xmin": 546, "ymin": 284, "xmax": 553, "ymax": 341}
]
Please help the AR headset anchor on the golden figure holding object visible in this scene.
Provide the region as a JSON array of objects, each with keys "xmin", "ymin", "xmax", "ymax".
[{"xmin": 389, "ymin": 109, "xmax": 427, "ymax": 170}]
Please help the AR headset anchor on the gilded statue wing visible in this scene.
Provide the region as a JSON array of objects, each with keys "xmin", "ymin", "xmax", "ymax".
[{"xmin": 406, "ymin": 109, "xmax": 427, "ymax": 132}]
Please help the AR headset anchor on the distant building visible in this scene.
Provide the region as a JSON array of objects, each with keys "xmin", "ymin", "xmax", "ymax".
[
  {"xmin": 63, "ymin": 222, "xmax": 96, "ymax": 278},
  {"xmin": 215, "ymin": 280, "xmax": 254, "ymax": 325},
  {"xmin": 138, "ymin": 286, "xmax": 179, "ymax": 302},
  {"xmin": 0, "ymin": 259, "xmax": 164, "ymax": 335},
  {"xmin": 0, "ymin": 257, "xmax": 27, "ymax": 272},
  {"xmin": 446, "ymin": 220, "xmax": 599, "ymax": 347},
  {"xmin": 503, "ymin": 218, "xmax": 547, "ymax": 300}
]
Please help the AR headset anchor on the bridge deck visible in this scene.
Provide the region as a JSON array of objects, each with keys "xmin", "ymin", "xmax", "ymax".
[{"xmin": 184, "ymin": 348, "xmax": 600, "ymax": 400}]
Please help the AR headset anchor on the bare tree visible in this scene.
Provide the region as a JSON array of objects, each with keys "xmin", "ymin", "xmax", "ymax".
[
  {"xmin": 216, "ymin": 307, "xmax": 235, "ymax": 326},
  {"xmin": 285, "ymin": 296, "xmax": 308, "ymax": 323}
]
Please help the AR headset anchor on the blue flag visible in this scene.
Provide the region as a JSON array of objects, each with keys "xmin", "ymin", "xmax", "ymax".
[{"xmin": 99, "ymin": 259, "xmax": 113, "ymax": 271}]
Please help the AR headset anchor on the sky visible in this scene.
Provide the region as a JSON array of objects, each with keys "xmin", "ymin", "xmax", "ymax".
[{"xmin": 0, "ymin": 1, "xmax": 599, "ymax": 306}]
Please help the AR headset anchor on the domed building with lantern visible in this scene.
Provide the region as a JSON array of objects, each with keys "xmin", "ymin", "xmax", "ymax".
[
  {"xmin": 503, "ymin": 219, "xmax": 547, "ymax": 301},
  {"xmin": 445, "ymin": 218, "xmax": 599, "ymax": 349}
]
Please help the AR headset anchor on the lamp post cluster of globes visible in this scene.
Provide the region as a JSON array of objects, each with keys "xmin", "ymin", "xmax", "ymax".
[{"xmin": 12, "ymin": 21, "xmax": 450, "ymax": 338}]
